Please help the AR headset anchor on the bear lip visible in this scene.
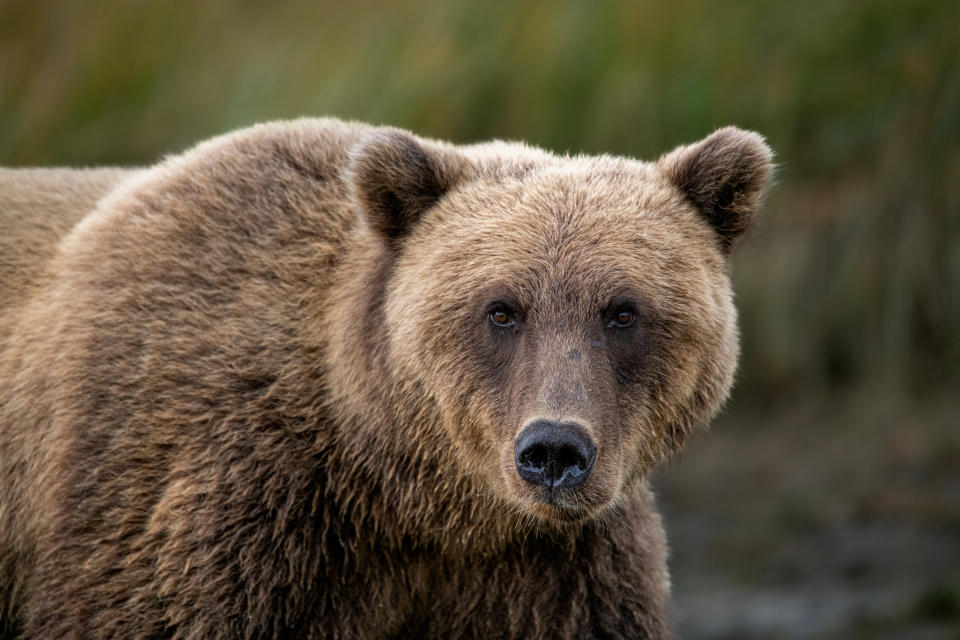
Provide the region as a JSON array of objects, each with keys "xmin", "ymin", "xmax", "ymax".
[
  {"xmin": 515, "ymin": 481, "xmax": 608, "ymax": 523},
  {"xmin": 527, "ymin": 496, "xmax": 594, "ymax": 523}
]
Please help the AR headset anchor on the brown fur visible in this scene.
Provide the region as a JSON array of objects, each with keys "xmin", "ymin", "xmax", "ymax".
[{"xmin": 0, "ymin": 119, "xmax": 771, "ymax": 639}]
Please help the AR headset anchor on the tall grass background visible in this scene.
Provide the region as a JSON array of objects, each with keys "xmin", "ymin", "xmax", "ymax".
[{"xmin": 3, "ymin": 0, "xmax": 957, "ymax": 407}]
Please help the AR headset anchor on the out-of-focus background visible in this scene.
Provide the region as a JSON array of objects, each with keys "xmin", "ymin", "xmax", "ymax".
[{"xmin": 2, "ymin": 1, "xmax": 958, "ymax": 637}]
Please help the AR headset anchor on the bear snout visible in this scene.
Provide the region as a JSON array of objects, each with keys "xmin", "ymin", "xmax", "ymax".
[{"xmin": 514, "ymin": 420, "xmax": 596, "ymax": 490}]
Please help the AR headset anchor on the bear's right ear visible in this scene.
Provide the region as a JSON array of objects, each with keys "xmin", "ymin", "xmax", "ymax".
[
  {"xmin": 657, "ymin": 127, "xmax": 773, "ymax": 254},
  {"xmin": 347, "ymin": 128, "xmax": 466, "ymax": 241}
]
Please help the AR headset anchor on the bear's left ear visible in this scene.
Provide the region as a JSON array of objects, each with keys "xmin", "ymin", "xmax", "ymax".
[
  {"xmin": 657, "ymin": 127, "xmax": 773, "ymax": 253},
  {"xmin": 347, "ymin": 128, "xmax": 467, "ymax": 242}
]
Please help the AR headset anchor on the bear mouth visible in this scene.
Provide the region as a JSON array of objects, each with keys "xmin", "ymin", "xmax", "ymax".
[{"xmin": 525, "ymin": 487, "xmax": 597, "ymax": 523}]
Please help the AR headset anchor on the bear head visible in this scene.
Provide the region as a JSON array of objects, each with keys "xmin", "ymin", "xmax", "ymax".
[{"xmin": 343, "ymin": 126, "xmax": 772, "ymax": 524}]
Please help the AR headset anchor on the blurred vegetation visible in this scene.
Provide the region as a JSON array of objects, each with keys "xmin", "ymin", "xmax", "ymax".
[
  {"xmin": 3, "ymin": 0, "xmax": 957, "ymax": 411},
  {"xmin": 2, "ymin": 0, "xmax": 958, "ymax": 409}
]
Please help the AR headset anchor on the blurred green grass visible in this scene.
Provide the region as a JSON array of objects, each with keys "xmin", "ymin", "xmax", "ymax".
[{"xmin": 1, "ymin": 0, "xmax": 958, "ymax": 408}]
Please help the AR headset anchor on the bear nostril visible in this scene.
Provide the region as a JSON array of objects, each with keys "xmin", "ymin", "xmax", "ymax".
[
  {"xmin": 519, "ymin": 444, "xmax": 550, "ymax": 469},
  {"xmin": 555, "ymin": 444, "xmax": 584, "ymax": 471},
  {"xmin": 514, "ymin": 421, "xmax": 596, "ymax": 490}
]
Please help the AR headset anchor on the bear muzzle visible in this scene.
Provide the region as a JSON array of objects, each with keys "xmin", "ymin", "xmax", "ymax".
[{"xmin": 514, "ymin": 420, "xmax": 597, "ymax": 492}]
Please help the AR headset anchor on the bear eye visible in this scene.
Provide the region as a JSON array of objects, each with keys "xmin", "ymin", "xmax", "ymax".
[
  {"xmin": 607, "ymin": 307, "xmax": 637, "ymax": 329},
  {"xmin": 489, "ymin": 305, "xmax": 516, "ymax": 328}
]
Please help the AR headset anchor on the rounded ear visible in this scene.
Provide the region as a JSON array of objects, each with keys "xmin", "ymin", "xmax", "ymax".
[
  {"xmin": 658, "ymin": 127, "xmax": 773, "ymax": 253},
  {"xmin": 347, "ymin": 128, "xmax": 466, "ymax": 241}
]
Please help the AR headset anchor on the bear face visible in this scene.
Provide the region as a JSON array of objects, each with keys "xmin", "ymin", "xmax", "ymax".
[{"xmin": 347, "ymin": 127, "xmax": 772, "ymax": 524}]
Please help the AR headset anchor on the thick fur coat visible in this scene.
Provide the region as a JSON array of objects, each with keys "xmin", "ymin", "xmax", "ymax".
[{"xmin": 0, "ymin": 119, "xmax": 771, "ymax": 639}]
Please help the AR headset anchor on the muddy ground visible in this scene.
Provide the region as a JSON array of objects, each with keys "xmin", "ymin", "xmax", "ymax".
[{"xmin": 654, "ymin": 392, "xmax": 960, "ymax": 639}]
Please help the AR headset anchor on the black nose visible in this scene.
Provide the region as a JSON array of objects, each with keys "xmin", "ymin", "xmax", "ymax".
[{"xmin": 514, "ymin": 420, "xmax": 596, "ymax": 489}]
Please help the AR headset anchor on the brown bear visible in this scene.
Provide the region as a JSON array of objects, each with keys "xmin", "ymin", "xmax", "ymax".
[{"xmin": 0, "ymin": 118, "xmax": 772, "ymax": 639}]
